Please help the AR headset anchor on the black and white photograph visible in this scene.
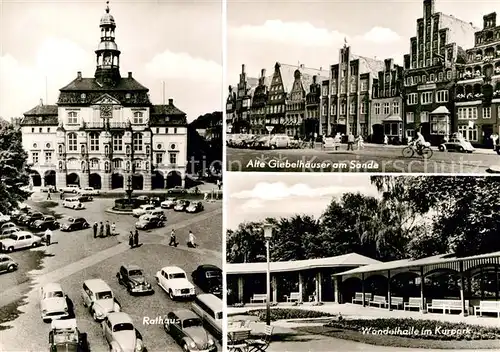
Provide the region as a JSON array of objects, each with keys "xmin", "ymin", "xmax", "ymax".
[
  {"xmin": 226, "ymin": 0, "xmax": 500, "ymax": 173},
  {"xmin": 0, "ymin": 1, "xmax": 222, "ymax": 351},
  {"xmin": 225, "ymin": 173, "xmax": 500, "ymax": 352}
]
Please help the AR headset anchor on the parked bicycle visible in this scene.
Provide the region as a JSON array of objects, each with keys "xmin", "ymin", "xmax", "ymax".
[{"xmin": 402, "ymin": 142, "xmax": 433, "ymax": 159}]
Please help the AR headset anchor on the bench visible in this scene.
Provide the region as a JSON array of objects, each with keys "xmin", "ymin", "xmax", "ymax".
[
  {"xmin": 286, "ymin": 292, "xmax": 301, "ymax": 303},
  {"xmin": 474, "ymin": 301, "xmax": 500, "ymax": 318},
  {"xmin": 250, "ymin": 294, "xmax": 267, "ymax": 303},
  {"xmin": 404, "ymin": 297, "xmax": 424, "ymax": 311},
  {"xmin": 389, "ymin": 296, "xmax": 404, "ymax": 309},
  {"xmin": 352, "ymin": 292, "xmax": 372, "ymax": 305},
  {"xmin": 427, "ymin": 299, "xmax": 469, "ymax": 314},
  {"xmin": 369, "ymin": 295, "xmax": 387, "ymax": 308}
]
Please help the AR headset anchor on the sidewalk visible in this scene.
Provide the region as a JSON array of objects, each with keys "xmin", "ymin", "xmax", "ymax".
[{"xmin": 311, "ymin": 143, "xmax": 498, "ymax": 155}]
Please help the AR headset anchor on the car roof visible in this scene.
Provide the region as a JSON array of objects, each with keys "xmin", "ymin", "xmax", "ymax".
[
  {"xmin": 83, "ymin": 278, "xmax": 111, "ymax": 291},
  {"xmin": 123, "ymin": 264, "xmax": 142, "ymax": 271},
  {"xmin": 172, "ymin": 309, "xmax": 199, "ymax": 320},
  {"xmin": 198, "ymin": 264, "xmax": 221, "ymax": 271},
  {"xmin": 161, "ymin": 266, "xmax": 185, "ymax": 274},
  {"xmin": 195, "ymin": 293, "xmax": 223, "ymax": 309},
  {"xmin": 107, "ymin": 312, "xmax": 133, "ymax": 325},
  {"xmin": 51, "ymin": 318, "xmax": 77, "ymax": 330},
  {"xmin": 42, "ymin": 282, "xmax": 63, "ymax": 292},
  {"xmin": 0, "ymin": 254, "xmax": 13, "ymax": 260}
]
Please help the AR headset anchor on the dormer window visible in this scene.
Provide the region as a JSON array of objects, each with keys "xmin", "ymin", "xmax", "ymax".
[{"xmin": 133, "ymin": 112, "xmax": 144, "ymax": 124}]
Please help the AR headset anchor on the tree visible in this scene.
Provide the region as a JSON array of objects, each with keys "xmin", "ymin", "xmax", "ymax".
[
  {"xmin": 271, "ymin": 215, "xmax": 320, "ymax": 261},
  {"xmin": 0, "ymin": 122, "xmax": 31, "ymax": 214},
  {"xmin": 226, "ymin": 221, "xmax": 267, "ymax": 263}
]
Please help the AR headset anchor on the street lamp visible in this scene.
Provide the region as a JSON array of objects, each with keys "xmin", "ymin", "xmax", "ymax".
[
  {"xmin": 263, "ymin": 223, "xmax": 273, "ymax": 326},
  {"xmin": 126, "ymin": 175, "xmax": 133, "ymax": 202}
]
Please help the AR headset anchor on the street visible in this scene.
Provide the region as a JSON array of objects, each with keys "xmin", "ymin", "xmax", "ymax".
[
  {"xmin": 226, "ymin": 146, "xmax": 500, "ymax": 173},
  {"xmin": 0, "ymin": 193, "xmax": 222, "ymax": 351}
]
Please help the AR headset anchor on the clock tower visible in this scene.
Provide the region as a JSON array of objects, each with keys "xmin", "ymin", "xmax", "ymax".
[{"xmin": 95, "ymin": 1, "xmax": 121, "ymax": 86}]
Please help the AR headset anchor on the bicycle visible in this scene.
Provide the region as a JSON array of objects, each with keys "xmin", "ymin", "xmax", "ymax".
[{"xmin": 402, "ymin": 143, "xmax": 433, "ymax": 159}]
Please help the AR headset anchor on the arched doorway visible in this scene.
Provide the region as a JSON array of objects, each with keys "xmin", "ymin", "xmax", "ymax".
[
  {"xmin": 151, "ymin": 171, "xmax": 165, "ymax": 189},
  {"xmin": 44, "ymin": 170, "xmax": 56, "ymax": 187},
  {"xmin": 132, "ymin": 174, "xmax": 143, "ymax": 190},
  {"xmin": 89, "ymin": 173, "xmax": 102, "ymax": 190},
  {"xmin": 66, "ymin": 173, "xmax": 80, "ymax": 186},
  {"xmin": 111, "ymin": 173, "xmax": 124, "ymax": 189},
  {"xmin": 372, "ymin": 124, "xmax": 384, "ymax": 143},
  {"xmin": 166, "ymin": 171, "xmax": 182, "ymax": 188},
  {"xmin": 31, "ymin": 171, "xmax": 42, "ymax": 187}
]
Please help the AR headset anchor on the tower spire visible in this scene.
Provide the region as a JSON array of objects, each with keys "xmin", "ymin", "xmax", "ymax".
[{"xmin": 95, "ymin": 0, "xmax": 121, "ymax": 85}]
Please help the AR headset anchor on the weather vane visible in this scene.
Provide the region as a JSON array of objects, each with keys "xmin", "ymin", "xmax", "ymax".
[{"xmin": 106, "ymin": 0, "xmax": 110, "ymax": 13}]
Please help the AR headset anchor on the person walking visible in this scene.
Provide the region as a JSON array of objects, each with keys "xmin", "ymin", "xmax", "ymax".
[
  {"xmin": 60, "ymin": 191, "xmax": 64, "ymax": 201},
  {"xmin": 169, "ymin": 229, "xmax": 178, "ymax": 247},
  {"xmin": 133, "ymin": 230, "xmax": 139, "ymax": 247},
  {"xmin": 99, "ymin": 222, "xmax": 104, "ymax": 238},
  {"xmin": 105, "ymin": 221, "xmax": 110, "ymax": 237},
  {"xmin": 188, "ymin": 230, "xmax": 196, "ymax": 248},
  {"xmin": 93, "ymin": 222, "xmax": 98, "ymax": 238},
  {"xmin": 347, "ymin": 133, "xmax": 355, "ymax": 151},
  {"xmin": 111, "ymin": 222, "xmax": 116, "ymax": 236},
  {"xmin": 383, "ymin": 135, "xmax": 389, "ymax": 146},
  {"xmin": 47, "ymin": 191, "xmax": 51, "ymax": 200},
  {"xmin": 356, "ymin": 135, "xmax": 364, "ymax": 150},
  {"xmin": 45, "ymin": 228, "xmax": 52, "ymax": 246},
  {"xmin": 129, "ymin": 231, "xmax": 134, "ymax": 248}
]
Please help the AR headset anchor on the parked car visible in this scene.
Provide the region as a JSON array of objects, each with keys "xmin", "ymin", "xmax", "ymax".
[
  {"xmin": 186, "ymin": 202, "xmax": 204, "ymax": 214},
  {"xmin": 164, "ymin": 309, "xmax": 217, "ymax": 352},
  {"xmin": 167, "ymin": 186, "xmax": 187, "ymax": 194},
  {"xmin": 102, "ymin": 312, "xmax": 145, "ymax": 352},
  {"xmin": 0, "ymin": 212, "xmax": 11, "ymax": 223},
  {"xmin": 116, "ymin": 264, "xmax": 154, "ymax": 295},
  {"xmin": 132, "ymin": 204, "xmax": 155, "ymax": 217},
  {"xmin": 63, "ymin": 197, "xmax": 86, "ymax": 210},
  {"xmin": 160, "ymin": 197, "xmax": 177, "ymax": 209},
  {"xmin": 49, "ymin": 319, "xmax": 89, "ymax": 352},
  {"xmin": 144, "ymin": 209, "xmax": 166, "ymax": 221},
  {"xmin": 439, "ymin": 136, "xmax": 475, "ymax": 153},
  {"xmin": 19, "ymin": 212, "xmax": 44, "ymax": 226},
  {"xmin": 149, "ymin": 196, "xmax": 164, "ymax": 207},
  {"xmin": 1, "ymin": 222, "xmax": 17, "ymax": 231},
  {"xmin": 155, "ymin": 266, "xmax": 196, "ymax": 300},
  {"xmin": 0, "ymin": 232, "xmax": 42, "ymax": 252},
  {"xmin": 39, "ymin": 283, "xmax": 69, "ymax": 323},
  {"xmin": 174, "ymin": 200, "xmax": 190, "ymax": 212},
  {"xmin": 0, "ymin": 254, "xmax": 18, "ymax": 273},
  {"xmin": 60, "ymin": 217, "xmax": 89, "ymax": 232},
  {"xmin": 0, "ymin": 227, "xmax": 20, "ymax": 240},
  {"xmin": 81, "ymin": 279, "xmax": 121, "ymax": 321},
  {"xmin": 31, "ymin": 215, "xmax": 59, "ymax": 231},
  {"xmin": 77, "ymin": 195, "xmax": 93, "ymax": 202},
  {"xmin": 191, "ymin": 265, "xmax": 222, "ymax": 297},
  {"xmin": 191, "ymin": 294, "xmax": 223, "ymax": 340},
  {"xmin": 61, "ymin": 185, "xmax": 80, "ymax": 193},
  {"xmin": 78, "ymin": 187, "xmax": 100, "ymax": 196},
  {"xmin": 135, "ymin": 214, "xmax": 164, "ymax": 230}
]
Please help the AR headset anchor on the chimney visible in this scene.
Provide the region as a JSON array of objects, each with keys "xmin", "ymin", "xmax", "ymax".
[
  {"xmin": 39, "ymin": 98, "xmax": 43, "ymax": 106},
  {"xmin": 128, "ymin": 72, "xmax": 132, "ymax": 78},
  {"xmin": 242, "ymin": 64, "xmax": 245, "ymax": 73},
  {"xmin": 313, "ymin": 75, "xmax": 317, "ymax": 84},
  {"xmin": 261, "ymin": 68, "xmax": 266, "ymax": 78},
  {"xmin": 300, "ymin": 64, "xmax": 304, "ymax": 69},
  {"xmin": 168, "ymin": 98, "xmax": 173, "ymax": 105},
  {"xmin": 77, "ymin": 71, "xmax": 82, "ymax": 80}
]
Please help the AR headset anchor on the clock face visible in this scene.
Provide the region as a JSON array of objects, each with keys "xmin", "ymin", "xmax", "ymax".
[{"xmin": 100, "ymin": 104, "xmax": 112, "ymax": 118}]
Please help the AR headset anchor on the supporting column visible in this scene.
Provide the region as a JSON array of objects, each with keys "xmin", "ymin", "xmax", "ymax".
[
  {"xmin": 361, "ymin": 273, "xmax": 366, "ymax": 307},
  {"xmin": 101, "ymin": 173, "xmax": 111, "ymax": 191},
  {"xmin": 495, "ymin": 265, "xmax": 499, "ymax": 301},
  {"xmin": 272, "ymin": 275, "xmax": 277, "ymax": 304},
  {"xmin": 459, "ymin": 261, "xmax": 468, "ymax": 316},
  {"xmin": 387, "ymin": 270, "xmax": 392, "ymax": 311},
  {"xmin": 315, "ymin": 272, "xmax": 320, "ymax": 303},
  {"xmin": 317, "ymin": 272, "xmax": 323, "ymax": 302},
  {"xmin": 181, "ymin": 176, "xmax": 186, "ymax": 188},
  {"xmin": 420, "ymin": 266, "xmax": 426, "ymax": 313},
  {"xmin": 480, "ymin": 267, "xmax": 485, "ymax": 299},
  {"xmin": 56, "ymin": 171, "xmax": 65, "ymax": 190},
  {"xmin": 237, "ymin": 276, "xmax": 244, "ymax": 303},
  {"xmin": 143, "ymin": 172, "xmax": 152, "ymax": 191},
  {"xmin": 298, "ymin": 272, "xmax": 304, "ymax": 303},
  {"xmin": 333, "ymin": 276, "xmax": 339, "ymax": 303},
  {"xmin": 80, "ymin": 172, "xmax": 89, "ymax": 188}
]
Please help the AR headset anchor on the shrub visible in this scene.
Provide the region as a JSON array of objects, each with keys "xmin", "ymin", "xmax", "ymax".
[{"xmin": 248, "ymin": 308, "xmax": 335, "ymax": 322}]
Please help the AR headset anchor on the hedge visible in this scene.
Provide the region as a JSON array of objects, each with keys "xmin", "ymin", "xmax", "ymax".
[{"xmin": 248, "ymin": 308, "xmax": 335, "ymax": 322}]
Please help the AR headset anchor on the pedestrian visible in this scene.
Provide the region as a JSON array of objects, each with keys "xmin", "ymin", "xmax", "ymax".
[
  {"xmin": 169, "ymin": 229, "xmax": 178, "ymax": 247},
  {"xmin": 45, "ymin": 228, "xmax": 52, "ymax": 246},
  {"xmin": 47, "ymin": 191, "xmax": 51, "ymax": 200},
  {"xmin": 134, "ymin": 230, "xmax": 139, "ymax": 247},
  {"xmin": 111, "ymin": 222, "xmax": 116, "ymax": 236},
  {"xmin": 188, "ymin": 230, "xmax": 196, "ymax": 248},
  {"xmin": 93, "ymin": 222, "xmax": 98, "ymax": 238},
  {"xmin": 356, "ymin": 135, "xmax": 364, "ymax": 150},
  {"xmin": 203, "ymin": 192, "xmax": 208, "ymax": 201},
  {"xmin": 105, "ymin": 221, "xmax": 110, "ymax": 237},
  {"xmin": 383, "ymin": 135, "xmax": 389, "ymax": 146},
  {"xmin": 129, "ymin": 231, "xmax": 134, "ymax": 248},
  {"xmin": 60, "ymin": 191, "xmax": 64, "ymax": 200},
  {"xmin": 99, "ymin": 222, "xmax": 104, "ymax": 238},
  {"xmin": 347, "ymin": 133, "xmax": 355, "ymax": 151}
]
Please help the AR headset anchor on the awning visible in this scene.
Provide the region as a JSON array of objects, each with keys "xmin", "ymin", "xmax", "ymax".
[
  {"xmin": 383, "ymin": 115, "xmax": 403, "ymax": 122},
  {"xmin": 430, "ymin": 106, "xmax": 450, "ymax": 114}
]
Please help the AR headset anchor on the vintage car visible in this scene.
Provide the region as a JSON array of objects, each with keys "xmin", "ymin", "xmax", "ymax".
[
  {"xmin": 77, "ymin": 187, "xmax": 100, "ymax": 196},
  {"xmin": 1, "ymin": 222, "xmax": 17, "ymax": 231},
  {"xmin": 1, "ymin": 232, "xmax": 42, "ymax": 252},
  {"xmin": 60, "ymin": 217, "xmax": 89, "ymax": 232},
  {"xmin": 102, "ymin": 312, "xmax": 145, "ymax": 352},
  {"xmin": 81, "ymin": 279, "xmax": 121, "ymax": 321},
  {"xmin": 40, "ymin": 283, "xmax": 70, "ymax": 323},
  {"xmin": 186, "ymin": 202, "xmax": 204, "ymax": 214},
  {"xmin": 116, "ymin": 264, "xmax": 154, "ymax": 295},
  {"xmin": 132, "ymin": 204, "xmax": 155, "ymax": 217},
  {"xmin": 167, "ymin": 186, "xmax": 187, "ymax": 195},
  {"xmin": 144, "ymin": 209, "xmax": 167, "ymax": 221},
  {"xmin": 0, "ymin": 227, "xmax": 20, "ymax": 240},
  {"xmin": 191, "ymin": 265, "xmax": 222, "ymax": 297},
  {"xmin": 63, "ymin": 198, "xmax": 86, "ymax": 210},
  {"xmin": 135, "ymin": 214, "xmax": 164, "ymax": 230},
  {"xmin": 160, "ymin": 197, "xmax": 177, "ymax": 209},
  {"xmin": 48, "ymin": 319, "xmax": 89, "ymax": 352},
  {"xmin": 60, "ymin": 184, "xmax": 80, "ymax": 193},
  {"xmin": 0, "ymin": 254, "xmax": 18, "ymax": 273},
  {"xmin": 31, "ymin": 215, "xmax": 60, "ymax": 231},
  {"xmin": 19, "ymin": 212, "xmax": 45, "ymax": 226},
  {"xmin": 438, "ymin": 136, "xmax": 475, "ymax": 153},
  {"xmin": 155, "ymin": 266, "xmax": 196, "ymax": 300},
  {"xmin": 0, "ymin": 212, "xmax": 11, "ymax": 223},
  {"xmin": 76, "ymin": 195, "xmax": 93, "ymax": 203},
  {"xmin": 174, "ymin": 200, "xmax": 190, "ymax": 212},
  {"xmin": 164, "ymin": 309, "xmax": 217, "ymax": 352}
]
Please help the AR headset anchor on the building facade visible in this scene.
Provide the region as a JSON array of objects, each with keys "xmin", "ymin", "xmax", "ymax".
[
  {"xmin": 454, "ymin": 12, "xmax": 500, "ymax": 146},
  {"xmin": 21, "ymin": 3, "xmax": 187, "ymax": 191},
  {"xmin": 249, "ymin": 69, "xmax": 269, "ymax": 135}
]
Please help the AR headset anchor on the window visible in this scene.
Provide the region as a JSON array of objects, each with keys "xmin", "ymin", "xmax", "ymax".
[
  {"xmin": 421, "ymin": 91, "xmax": 433, "ymax": 104},
  {"xmin": 457, "ymin": 107, "xmax": 478, "ymax": 120},
  {"xmin": 340, "ymin": 85, "xmax": 346, "ymax": 94},
  {"xmin": 91, "ymin": 159, "xmax": 99, "ymax": 169},
  {"xmin": 322, "ymin": 105, "xmax": 327, "ymax": 116},
  {"xmin": 392, "ymin": 101, "xmax": 399, "ymax": 115},
  {"xmin": 406, "ymin": 129, "xmax": 415, "ymax": 138},
  {"xmin": 67, "ymin": 133, "xmax": 77, "ymax": 151},
  {"xmin": 169, "ymin": 153, "xmax": 177, "ymax": 165},
  {"xmin": 174, "ymin": 128, "xmax": 178, "ymax": 134},
  {"xmin": 47, "ymin": 128, "xmax": 51, "ymax": 133},
  {"xmin": 420, "ymin": 111, "xmax": 429, "ymax": 123},
  {"xmin": 383, "ymin": 102, "xmax": 390, "ymax": 115},
  {"xmin": 436, "ymin": 90, "xmax": 449, "ymax": 103},
  {"xmin": 406, "ymin": 112, "xmax": 415, "ymax": 123},
  {"xmin": 39, "ymin": 128, "xmax": 42, "ymax": 133},
  {"xmin": 422, "ymin": 74, "xmax": 426, "ymax": 82},
  {"xmin": 446, "ymin": 70, "xmax": 452, "ymax": 80},
  {"xmin": 322, "ymin": 86, "xmax": 328, "ymax": 96},
  {"xmin": 458, "ymin": 125, "xmax": 478, "ymax": 141},
  {"xmin": 133, "ymin": 133, "xmax": 143, "ymax": 151},
  {"xmin": 438, "ymin": 72, "xmax": 443, "ymax": 81},
  {"xmin": 31, "ymin": 128, "xmax": 35, "ymax": 133},
  {"xmin": 89, "ymin": 133, "xmax": 99, "ymax": 151},
  {"xmin": 429, "ymin": 74, "xmax": 435, "ymax": 81},
  {"xmin": 113, "ymin": 135, "xmax": 122, "ymax": 151},
  {"xmin": 407, "ymin": 93, "xmax": 418, "ymax": 105},
  {"xmin": 350, "ymin": 81, "xmax": 356, "ymax": 93},
  {"xmin": 32, "ymin": 152, "xmax": 39, "ymax": 164},
  {"xmin": 360, "ymin": 80, "xmax": 368, "ymax": 91},
  {"xmin": 156, "ymin": 128, "xmax": 160, "ymax": 134},
  {"xmin": 330, "ymin": 104, "xmax": 336, "ymax": 115},
  {"xmin": 44, "ymin": 152, "xmax": 52, "ymax": 164},
  {"xmin": 360, "ymin": 102, "xmax": 367, "ymax": 114},
  {"xmin": 156, "ymin": 153, "xmax": 163, "ymax": 165},
  {"xmin": 68, "ymin": 111, "xmax": 78, "ymax": 124},
  {"xmin": 133, "ymin": 112, "xmax": 144, "ymax": 124},
  {"xmin": 113, "ymin": 159, "xmax": 122, "ymax": 168},
  {"xmin": 483, "ymin": 107, "xmax": 491, "ymax": 119},
  {"xmin": 340, "ymin": 103, "xmax": 346, "ymax": 115},
  {"xmin": 374, "ymin": 103, "xmax": 380, "ymax": 115},
  {"xmin": 349, "ymin": 102, "xmax": 356, "ymax": 114}
]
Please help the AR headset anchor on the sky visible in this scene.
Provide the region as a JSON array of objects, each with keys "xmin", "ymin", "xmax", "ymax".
[
  {"xmin": 0, "ymin": 0, "xmax": 222, "ymax": 122},
  {"xmin": 227, "ymin": 0, "xmax": 497, "ymax": 86},
  {"xmin": 226, "ymin": 173, "xmax": 380, "ymax": 229}
]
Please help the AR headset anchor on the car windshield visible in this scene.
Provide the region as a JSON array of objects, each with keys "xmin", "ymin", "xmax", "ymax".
[
  {"xmin": 183, "ymin": 318, "xmax": 202, "ymax": 328},
  {"xmin": 113, "ymin": 323, "xmax": 134, "ymax": 332},
  {"xmin": 129, "ymin": 270, "xmax": 143, "ymax": 277},
  {"xmin": 68, "ymin": 218, "xmax": 75, "ymax": 223},
  {"xmin": 53, "ymin": 331, "xmax": 78, "ymax": 344},
  {"xmin": 46, "ymin": 291, "xmax": 64, "ymax": 298},
  {"xmin": 96, "ymin": 291, "xmax": 113, "ymax": 300},
  {"xmin": 206, "ymin": 271, "xmax": 222, "ymax": 278},
  {"xmin": 170, "ymin": 273, "xmax": 186, "ymax": 279}
]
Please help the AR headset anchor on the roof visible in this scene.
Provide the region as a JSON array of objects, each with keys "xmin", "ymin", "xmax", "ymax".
[
  {"xmin": 197, "ymin": 264, "xmax": 221, "ymax": 271},
  {"xmin": 336, "ymin": 251, "xmax": 500, "ymax": 276},
  {"xmin": 278, "ymin": 63, "xmax": 328, "ymax": 94},
  {"xmin": 431, "ymin": 106, "xmax": 450, "ymax": 114},
  {"xmin": 150, "ymin": 104, "xmax": 185, "ymax": 116},
  {"xmin": 173, "ymin": 309, "xmax": 199, "ymax": 320},
  {"xmin": 60, "ymin": 77, "xmax": 148, "ymax": 91},
  {"xmin": 24, "ymin": 104, "xmax": 58, "ymax": 116},
  {"xmin": 150, "ymin": 104, "xmax": 187, "ymax": 126},
  {"xmin": 439, "ymin": 13, "xmax": 478, "ymax": 50},
  {"xmin": 226, "ymin": 253, "xmax": 381, "ymax": 275},
  {"xmin": 83, "ymin": 278, "xmax": 110, "ymax": 290},
  {"xmin": 107, "ymin": 312, "xmax": 133, "ymax": 325},
  {"xmin": 51, "ymin": 318, "xmax": 77, "ymax": 331},
  {"xmin": 351, "ymin": 54, "xmax": 386, "ymax": 77},
  {"xmin": 123, "ymin": 264, "xmax": 142, "ymax": 271},
  {"xmin": 195, "ymin": 293, "xmax": 223, "ymax": 309}
]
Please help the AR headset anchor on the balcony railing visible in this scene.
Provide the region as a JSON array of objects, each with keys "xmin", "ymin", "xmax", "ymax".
[
  {"xmin": 85, "ymin": 121, "xmax": 129, "ymax": 129},
  {"xmin": 86, "ymin": 122, "xmax": 104, "ymax": 128}
]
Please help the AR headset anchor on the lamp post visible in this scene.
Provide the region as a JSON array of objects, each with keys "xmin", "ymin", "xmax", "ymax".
[
  {"xmin": 263, "ymin": 223, "xmax": 273, "ymax": 326},
  {"xmin": 126, "ymin": 175, "xmax": 133, "ymax": 202}
]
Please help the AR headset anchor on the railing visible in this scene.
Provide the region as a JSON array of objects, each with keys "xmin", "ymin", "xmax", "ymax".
[
  {"xmin": 109, "ymin": 122, "xmax": 128, "ymax": 128},
  {"xmin": 86, "ymin": 122, "xmax": 104, "ymax": 128},
  {"xmin": 84, "ymin": 121, "xmax": 129, "ymax": 129}
]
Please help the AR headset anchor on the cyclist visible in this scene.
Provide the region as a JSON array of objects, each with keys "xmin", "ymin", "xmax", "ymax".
[{"xmin": 412, "ymin": 131, "xmax": 427, "ymax": 153}]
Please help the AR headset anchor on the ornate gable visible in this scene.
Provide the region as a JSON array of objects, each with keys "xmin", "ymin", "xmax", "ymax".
[{"xmin": 92, "ymin": 93, "xmax": 121, "ymax": 105}]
